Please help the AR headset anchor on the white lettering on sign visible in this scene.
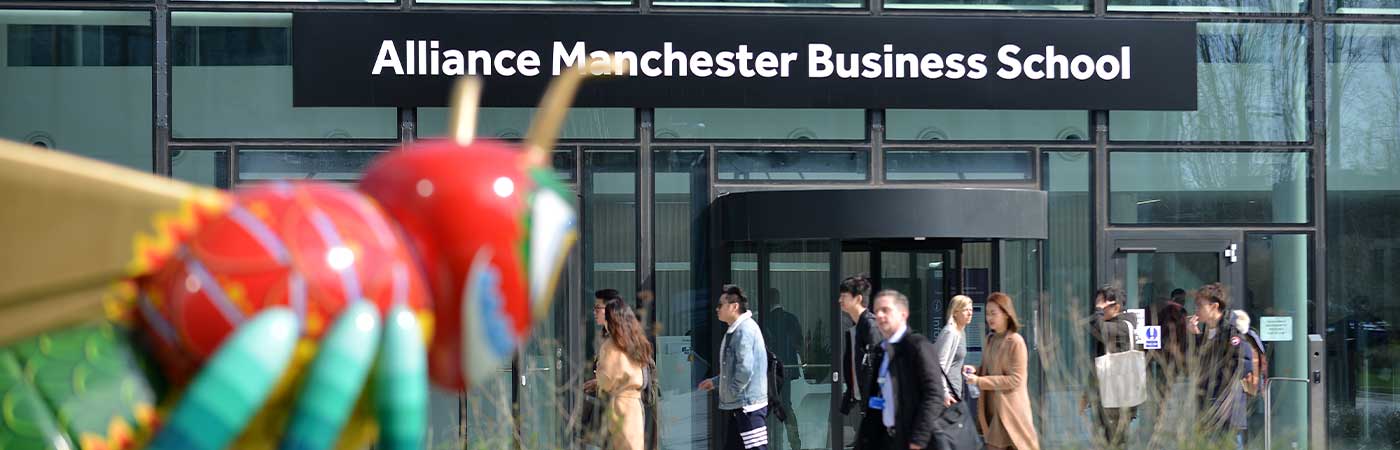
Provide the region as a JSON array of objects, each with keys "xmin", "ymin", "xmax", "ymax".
[
  {"xmin": 1260, "ymin": 316, "xmax": 1293, "ymax": 342},
  {"xmin": 1143, "ymin": 326, "xmax": 1162, "ymax": 350},
  {"xmin": 368, "ymin": 40, "xmax": 1136, "ymax": 81}
]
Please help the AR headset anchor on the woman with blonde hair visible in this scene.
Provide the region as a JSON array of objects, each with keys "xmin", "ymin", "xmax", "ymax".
[
  {"xmin": 966, "ymin": 292, "xmax": 1040, "ymax": 450},
  {"xmin": 932, "ymin": 295, "xmax": 974, "ymax": 406},
  {"xmin": 590, "ymin": 291, "xmax": 654, "ymax": 450}
]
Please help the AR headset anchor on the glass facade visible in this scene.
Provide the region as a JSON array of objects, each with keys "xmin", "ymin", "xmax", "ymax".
[
  {"xmin": 1327, "ymin": 23, "xmax": 1400, "ymax": 449},
  {"xmin": 4, "ymin": 0, "xmax": 1395, "ymax": 449}
]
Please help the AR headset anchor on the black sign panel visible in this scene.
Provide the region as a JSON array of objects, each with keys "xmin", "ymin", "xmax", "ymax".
[{"xmin": 293, "ymin": 12, "xmax": 1197, "ymax": 110}]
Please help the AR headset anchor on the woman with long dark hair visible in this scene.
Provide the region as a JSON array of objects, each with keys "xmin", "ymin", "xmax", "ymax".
[
  {"xmin": 966, "ymin": 292, "xmax": 1040, "ymax": 450},
  {"xmin": 592, "ymin": 291, "xmax": 654, "ymax": 450}
]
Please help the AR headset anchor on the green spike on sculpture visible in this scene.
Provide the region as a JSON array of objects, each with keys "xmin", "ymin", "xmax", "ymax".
[
  {"xmin": 279, "ymin": 302, "xmax": 382, "ymax": 450},
  {"xmin": 147, "ymin": 308, "xmax": 300, "ymax": 450},
  {"xmin": 373, "ymin": 305, "xmax": 429, "ymax": 450}
]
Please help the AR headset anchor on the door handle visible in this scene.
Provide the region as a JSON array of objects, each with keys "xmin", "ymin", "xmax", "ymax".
[{"xmin": 1117, "ymin": 247, "xmax": 1157, "ymax": 253}]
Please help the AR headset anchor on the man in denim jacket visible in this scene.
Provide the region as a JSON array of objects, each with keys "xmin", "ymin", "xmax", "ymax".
[{"xmin": 699, "ymin": 285, "xmax": 769, "ymax": 450}]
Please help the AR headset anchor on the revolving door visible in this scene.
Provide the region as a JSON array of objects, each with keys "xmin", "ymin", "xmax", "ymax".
[{"xmin": 711, "ymin": 188, "xmax": 1048, "ymax": 450}]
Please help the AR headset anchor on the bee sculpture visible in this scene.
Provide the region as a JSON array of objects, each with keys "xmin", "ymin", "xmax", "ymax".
[{"xmin": 0, "ymin": 71, "xmax": 599, "ymax": 450}]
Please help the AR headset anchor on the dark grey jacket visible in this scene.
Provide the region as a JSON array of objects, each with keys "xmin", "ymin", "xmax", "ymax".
[{"xmin": 840, "ymin": 309, "xmax": 883, "ymax": 415}]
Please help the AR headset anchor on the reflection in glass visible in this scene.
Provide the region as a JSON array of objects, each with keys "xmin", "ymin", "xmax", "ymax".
[
  {"xmin": 1111, "ymin": 23, "xmax": 1308, "ymax": 142},
  {"xmin": 171, "ymin": 12, "xmax": 397, "ymax": 139},
  {"xmin": 717, "ymin": 149, "xmax": 868, "ymax": 181},
  {"xmin": 1326, "ymin": 23, "xmax": 1400, "ymax": 450},
  {"xmin": 886, "ymin": 109, "xmax": 1088, "ymax": 141},
  {"xmin": 1, "ymin": 10, "xmax": 152, "ymax": 171},
  {"xmin": 464, "ymin": 367, "xmax": 517, "ymax": 447},
  {"xmin": 236, "ymin": 149, "xmax": 384, "ymax": 184},
  {"xmin": 1333, "ymin": 0, "xmax": 1400, "ymax": 14},
  {"xmin": 418, "ymin": 107, "xmax": 634, "ymax": 140},
  {"xmin": 762, "ymin": 241, "xmax": 833, "ymax": 450},
  {"xmin": 1109, "ymin": 151, "xmax": 1308, "ymax": 224},
  {"xmin": 652, "ymin": 0, "xmax": 859, "ymax": 8},
  {"xmin": 1245, "ymin": 234, "xmax": 1310, "ymax": 448},
  {"xmin": 655, "ymin": 149, "xmax": 711, "ymax": 450},
  {"xmin": 1109, "ymin": 0, "xmax": 1303, "ymax": 12},
  {"xmin": 885, "ymin": 150, "xmax": 1033, "ymax": 181},
  {"xmin": 171, "ymin": 149, "xmax": 229, "ymax": 188},
  {"xmin": 1037, "ymin": 151, "xmax": 1094, "ymax": 449},
  {"xmin": 885, "ymin": 0, "xmax": 1085, "ymax": 9},
  {"xmin": 520, "ymin": 250, "xmax": 574, "ymax": 449},
  {"xmin": 655, "ymin": 109, "xmax": 864, "ymax": 140},
  {"xmin": 583, "ymin": 148, "xmax": 638, "ymax": 360}
]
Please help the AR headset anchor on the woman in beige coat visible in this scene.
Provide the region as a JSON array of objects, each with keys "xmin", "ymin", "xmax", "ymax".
[
  {"xmin": 966, "ymin": 292, "xmax": 1040, "ymax": 450},
  {"xmin": 589, "ymin": 293, "xmax": 653, "ymax": 450}
]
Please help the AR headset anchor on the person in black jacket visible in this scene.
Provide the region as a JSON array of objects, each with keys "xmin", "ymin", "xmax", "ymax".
[
  {"xmin": 838, "ymin": 275, "xmax": 883, "ymax": 417},
  {"xmin": 1186, "ymin": 283, "xmax": 1254, "ymax": 450},
  {"xmin": 857, "ymin": 289, "xmax": 942, "ymax": 450},
  {"xmin": 1082, "ymin": 284, "xmax": 1139, "ymax": 449}
]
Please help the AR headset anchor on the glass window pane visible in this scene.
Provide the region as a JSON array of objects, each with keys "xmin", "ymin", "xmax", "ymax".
[
  {"xmin": 1109, "ymin": 151, "xmax": 1308, "ymax": 224},
  {"xmin": 655, "ymin": 109, "xmax": 864, "ymax": 140},
  {"xmin": 171, "ymin": 149, "xmax": 229, "ymax": 188},
  {"xmin": 761, "ymin": 240, "xmax": 832, "ymax": 450},
  {"xmin": 885, "ymin": 0, "xmax": 1085, "ymax": 10},
  {"xmin": 886, "ymin": 109, "xmax": 1088, "ymax": 141},
  {"xmin": 464, "ymin": 368, "xmax": 516, "ymax": 447},
  {"xmin": 884, "ymin": 149, "xmax": 1033, "ymax": 181},
  {"xmin": 418, "ymin": 107, "xmax": 634, "ymax": 140},
  {"xmin": 421, "ymin": 0, "xmax": 627, "ymax": 4},
  {"xmin": 653, "ymin": 149, "xmax": 710, "ymax": 450},
  {"xmin": 582, "ymin": 148, "xmax": 637, "ymax": 360},
  {"xmin": 716, "ymin": 148, "xmax": 868, "ymax": 182},
  {"xmin": 1333, "ymin": 0, "xmax": 1400, "ymax": 14},
  {"xmin": 236, "ymin": 149, "xmax": 383, "ymax": 184},
  {"xmin": 1111, "ymin": 23, "xmax": 1308, "ymax": 143},
  {"xmin": 653, "ymin": 0, "xmax": 859, "ymax": 8},
  {"xmin": 172, "ymin": 12, "xmax": 396, "ymax": 139},
  {"xmin": 1, "ymin": 10, "xmax": 152, "ymax": 171},
  {"xmin": 1109, "ymin": 0, "xmax": 1303, "ymax": 12},
  {"xmin": 1326, "ymin": 23, "xmax": 1400, "ymax": 450},
  {"xmin": 1244, "ymin": 233, "xmax": 1310, "ymax": 447},
  {"xmin": 1036, "ymin": 151, "xmax": 1096, "ymax": 449}
]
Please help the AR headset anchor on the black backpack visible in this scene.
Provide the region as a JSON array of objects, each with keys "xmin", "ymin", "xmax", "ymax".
[{"xmin": 767, "ymin": 351, "xmax": 788, "ymax": 422}]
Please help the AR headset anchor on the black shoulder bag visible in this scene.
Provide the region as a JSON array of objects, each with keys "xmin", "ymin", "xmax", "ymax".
[{"xmin": 930, "ymin": 362, "xmax": 984, "ymax": 450}]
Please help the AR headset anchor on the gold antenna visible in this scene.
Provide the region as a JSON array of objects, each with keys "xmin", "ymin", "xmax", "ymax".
[
  {"xmin": 523, "ymin": 60, "xmax": 622, "ymax": 167},
  {"xmin": 446, "ymin": 76, "xmax": 484, "ymax": 147}
]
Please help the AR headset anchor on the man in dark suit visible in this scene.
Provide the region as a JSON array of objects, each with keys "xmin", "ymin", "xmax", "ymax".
[{"xmin": 857, "ymin": 289, "xmax": 942, "ymax": 450}]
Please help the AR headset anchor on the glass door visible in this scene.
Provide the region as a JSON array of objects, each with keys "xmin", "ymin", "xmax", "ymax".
[
  {"xmin": 757, "ymin": 240, "xmax": 837, "ymax": 450},
  {"xmin": 1106, "ymin": 231, "xmax": 1243, "ymax": 449}
]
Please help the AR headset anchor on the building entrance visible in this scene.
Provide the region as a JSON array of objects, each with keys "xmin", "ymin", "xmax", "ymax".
[{"xmin": 712, "ymin": 188, "xmax": 1047, "ymax": 450}]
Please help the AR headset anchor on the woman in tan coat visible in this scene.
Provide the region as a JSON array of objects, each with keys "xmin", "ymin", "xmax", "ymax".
[
  {"xmin": 589, "ymin": 293, "xmax": 653, "ymax": 450},
  {"xmin": 966, "ymin": 292, "xmax": 1040, "ymax": 450}
]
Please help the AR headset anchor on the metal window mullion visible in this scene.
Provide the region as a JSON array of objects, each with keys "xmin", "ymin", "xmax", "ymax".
[
  {"xmin": 398, "ymin": 107, "xmax": 415, "ymax": 144},
  {"xmin": 1092, "ymin": 110, "xmax": 1109, "ymax": 287},
  {"xmin": 871, "ymin": 109, "xmax": 884, "ymax": 185},
  {"xmin": 1309, "ymin": 2, "xmax": 1328, "ymax": 448},
  {"xmin": 153, "ymin": 5, "xmax": 170, "ymax": 176}
]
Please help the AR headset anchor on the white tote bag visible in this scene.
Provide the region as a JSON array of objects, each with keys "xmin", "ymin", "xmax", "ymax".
[{"xmin": 1094, "ymin": 321, "xmax": 1147, "ymax": 408}]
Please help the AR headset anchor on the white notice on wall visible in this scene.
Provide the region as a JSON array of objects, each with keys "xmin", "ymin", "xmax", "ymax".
[
  {"xmin": 1260, "ymin": 316, "xmax": 1293, "ymax": 342},
  {"xmin": 1128, "ymin": 308, "xmax": 1147, "ymax": 345}
]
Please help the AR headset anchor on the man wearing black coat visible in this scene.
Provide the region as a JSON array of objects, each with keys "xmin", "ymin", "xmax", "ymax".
[
  {"xmin": 857, "ymin": 289, "xmax": 942, "ymax": 450},
  {"xmin": 839, "ymin": 275, "xmax": 884, "ymax": 417}
]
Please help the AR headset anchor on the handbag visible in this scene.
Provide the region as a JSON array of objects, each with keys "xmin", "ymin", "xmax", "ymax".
[
  {"xmin": 931, "ymin": 363, "xmax": 984, "ymax": 450},
  {"xmin": 1094, "ymin": 320, "xmax": 1147, "ymax": 408}
]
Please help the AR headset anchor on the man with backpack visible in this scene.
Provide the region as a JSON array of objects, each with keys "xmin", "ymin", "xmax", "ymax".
[
  {"xmin": 1231, "ymin": 309, "xmax": 1268, "ymax": 447},
  {"xmin": 1187, "ymin": 283, "xmax": 1255, "ymax": 450}
]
